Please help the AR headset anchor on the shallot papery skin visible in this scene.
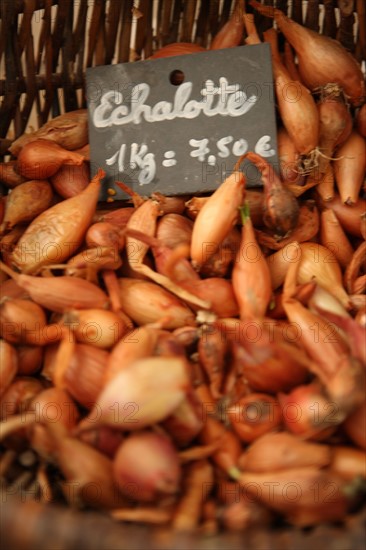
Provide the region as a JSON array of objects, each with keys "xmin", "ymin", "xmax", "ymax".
[
  {"xmin": 250, "ymin": 1, "xmax": 365, "ymax": 106},
  {"xmin": 77, "ymin": 356, "xmax": 190, "ymax": 432},
  {"xmin": 11, "ymin": 169, "xmax": 105, "ymax": 274}
]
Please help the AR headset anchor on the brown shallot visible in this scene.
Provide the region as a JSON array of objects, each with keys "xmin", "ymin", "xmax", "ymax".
[
  {"xmin": 105, "ymin": 326, "xmax": 160, "ymax": 383},
  {"xmin": 94, "ymin": 207, "xmax": 135, "ymax": 228},
  {"xmin": 325, "ymin": 194, "xmax": 366, "ymax": 237},
  {"xmin": 117, "ymin": 278, "xmax": 196, "ymax": 329},
  {"xmin": 313, "ymin": 92, "xmax": 352, "ymax": 177},
  {"xmin": 235, "ymin": 467, "xmax": 351, "ymax": 526},
  {"xmin": 238, "ymin": 431, "xmax": 331, "ymax": 472},
  {"xmin": 232, "ymin": 204, "xmax": 272, "ymax": 319},
  {"xmin": 283, "ymin": 41, "xmax": 301, "ymax": 82},
  {"xmin": 320, "ymin": 208, "xmax": 354, "ymax": 269},
  {"xmin": 256, "ymin": 200, "xmax": 319, "ymax": 250},
  {"xmin": 17, "ymin": 140, "xmax": 85, "ymax": 180},
  {"xmin": 333, "ymin": 131, "xmax": 366, "ymax": 205},
  {"xmin": 231, "ymin": 339, "xmax": 309, "ymax": 394},
  {"xmin": 86, "ymin": 222, "xmax": 124, "ymax": 250},
  {"xmin": 268, "ymin": 241, "xmax": 351, "ymax": 308},
  {"xmin": 77, "ymin": 356, "xmax": 190, "ymax": 432},
  {"xmin": 44, "ymin": 342, "xmax": 108, "ymax": 408},
  {"xmin": 17, "ymin": 345, "xmax": 43, "ymax": 376},
  {"xmin": 210, "ymin": 0, "xmax": 244, "ymax": 50},
  {"xmin": 11, "ymin": 169, "xmax": 105, "ymax": 274},
  {"xmin": 241, "ymin": 152, "xmax": 299, "ymax": 237},
  {"xmin": 9, "ymin": 110, "xmax": 89, "ymax": 157},
  {"xmin": 279, "ymin": 382, "xmax": 338, "ymax": 439},
  {"xmin": 250, "ymin": 1, "xmax": 365, "ymax": 106},
  {"xmin": 0, "ymin": 261, "xmax": 109, "ymax": 313},
  {"xmin": 180, "ymin": 277, "xmax": 239, "ymax": 318},
  {"xmin": 263, "ymin": 29, "xmax": 320, "ymax": 163},
  {"xmin": 50, "ymin": 163, "xmax": 90, "ymax": 198},
  {"xmin": 0, "ymin": 180, "xmax": 53, "ymax": 233},
  {"xmin": 156, "ymin": 213, "xmax": 193, "ymax": 249},
  {"xmin": 0, "ymin": 298, "xmax": 47, "ymax": 345},
  {"xmin": 228, "ymin": 393, "xmax": 282, "ymax": 443},
  {"xmin": 61, "ymin": 309, "xmax": 129, "ymax": 349},
  {"xmin": 185, "ymin": 191, "xmax": 264, "ymax": 226},
  {"xmin": 125, "ymin": 199, "xmax": 160, "ymax": 267},
  {"xmin": 190, "ymin": 168, "xmax": 245, "ymax": 269}
]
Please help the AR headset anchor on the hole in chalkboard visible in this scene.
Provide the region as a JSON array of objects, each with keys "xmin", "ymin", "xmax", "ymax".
[{"xmin": 169, "ymin": 70, "xmax": 185, "ymax": 86}]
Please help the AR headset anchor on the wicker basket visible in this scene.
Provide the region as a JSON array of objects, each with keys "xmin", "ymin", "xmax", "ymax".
[
  {"xmin": 0, "ymin": 1, "xmax": 365, "ymax": 549},
  {"xmin": 0, "ymin": 0, "xmax": 365, "ymax": 156}
]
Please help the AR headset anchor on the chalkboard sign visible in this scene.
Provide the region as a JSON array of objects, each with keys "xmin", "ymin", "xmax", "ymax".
[{"xmin": 86, "ymin": 44, "xmax": 278, "ymax": 200}]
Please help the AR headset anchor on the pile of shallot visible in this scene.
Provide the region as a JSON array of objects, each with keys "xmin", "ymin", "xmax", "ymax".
[{"xmin": 0, "ymin": 2, "xmax": 365, "ymax": 534}]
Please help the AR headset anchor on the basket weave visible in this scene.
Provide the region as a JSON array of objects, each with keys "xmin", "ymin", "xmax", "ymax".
[
  {"xmin": 0, "ymin": 1, "xmax": 365, "ymax": 548},
  {"xmin": 0, "ymin": 0, "xmax": 365, "ymax": 158}
]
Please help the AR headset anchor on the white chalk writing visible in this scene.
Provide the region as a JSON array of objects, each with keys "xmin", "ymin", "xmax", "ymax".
[{"xmin": 93, "ymin": 78, "xmax": 258, "ymax": 128}]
